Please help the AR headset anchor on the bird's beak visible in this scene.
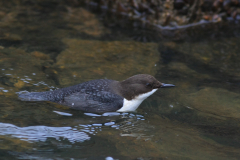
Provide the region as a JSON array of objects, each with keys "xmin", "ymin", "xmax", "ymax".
[{"xmin": 161, "ymin": 83, "xmax": 175, "ymax": 88}]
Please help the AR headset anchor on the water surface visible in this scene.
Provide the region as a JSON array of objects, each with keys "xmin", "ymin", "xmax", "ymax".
[{"xmin": 0, "ymin": 1, "xmax": 240, "ymax": 160}]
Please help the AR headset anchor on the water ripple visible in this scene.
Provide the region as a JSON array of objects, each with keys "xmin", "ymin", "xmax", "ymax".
[{"xmin": 0, "ymin": 123, "xmax": 90, "ymax": 143}]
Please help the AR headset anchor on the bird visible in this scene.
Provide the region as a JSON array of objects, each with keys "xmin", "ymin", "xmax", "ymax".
[{"xmin": 18, "ymin": 74, "xmax": 175, "ymax": 113}]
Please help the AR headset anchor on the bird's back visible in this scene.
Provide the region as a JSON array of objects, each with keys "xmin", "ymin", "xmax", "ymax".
[
  {"xmin": 19, "ymin": 79, "xmax": 116, "ymax": 102},
  {"xmin": 19, "ymin": 79, "xmax": 124, "ymax": 113}
]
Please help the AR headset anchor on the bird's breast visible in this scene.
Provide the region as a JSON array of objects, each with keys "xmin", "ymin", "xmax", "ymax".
[{"xmin": 117, "ymin": 89, "xmax": 157, "ymax": 112}]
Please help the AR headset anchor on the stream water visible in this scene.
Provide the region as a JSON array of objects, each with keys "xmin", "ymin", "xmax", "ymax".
[{"xmin": 0, "ymin": 1, "xmax": 240, "ymax": 160}]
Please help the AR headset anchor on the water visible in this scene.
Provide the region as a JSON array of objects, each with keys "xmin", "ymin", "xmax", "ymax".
[{"xmin": 0, "ymin": 1, "xmax": 240, "ymax": 160}]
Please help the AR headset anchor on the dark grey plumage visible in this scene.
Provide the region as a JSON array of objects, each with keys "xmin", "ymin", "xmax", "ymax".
[{"xmin": 19, "ymin": 79, "xmax": 123, "ymax": 113}]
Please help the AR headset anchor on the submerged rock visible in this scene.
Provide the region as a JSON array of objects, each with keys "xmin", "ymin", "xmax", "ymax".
[
  {"xmin": 183, "ymin": 87, "xmax": 240, "ymax": 118},
  {"xmin": 54, "ymin": 38, "xmax": 159, "ymax": 86}
]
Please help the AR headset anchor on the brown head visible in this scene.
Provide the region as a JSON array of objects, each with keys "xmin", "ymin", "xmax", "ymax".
[{"xmin": 112, "ymin": 74, "xmax": 175, "ymax": 100}]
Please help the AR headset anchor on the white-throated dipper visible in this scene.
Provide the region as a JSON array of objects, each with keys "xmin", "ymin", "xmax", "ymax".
[{"xmin": 19, "ymin": 74, "xmax": 175, "ymax": 113}]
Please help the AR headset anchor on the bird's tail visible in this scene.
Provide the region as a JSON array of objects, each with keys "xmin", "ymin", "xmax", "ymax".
[{"xmin": 18, "ymin": 91, "xmax": 47, "ymax": 101}]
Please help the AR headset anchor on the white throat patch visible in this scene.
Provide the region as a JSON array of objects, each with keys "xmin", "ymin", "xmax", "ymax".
[{"xmin": 117, "ymin": 89, "xmax": 157, "ymax": 112}]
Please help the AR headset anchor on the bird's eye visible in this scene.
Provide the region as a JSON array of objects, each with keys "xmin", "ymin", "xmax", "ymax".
[{"xmin": 146, "ymin": 83, "xmax": 152, "ymax": 87}]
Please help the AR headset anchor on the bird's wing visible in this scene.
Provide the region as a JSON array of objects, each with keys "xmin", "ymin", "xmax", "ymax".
[{"xmin": 62, "ymin": 91, "xmax": 123, "ymax": 113}]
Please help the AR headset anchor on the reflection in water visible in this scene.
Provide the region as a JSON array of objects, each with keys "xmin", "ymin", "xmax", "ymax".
[
  {"xmin": 0, "ymin": 123, "xmax": 90, "ymax": 143},
  {"xmin": 0, "ymin": 113, "xmax": 149, "ymax": 144}
]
